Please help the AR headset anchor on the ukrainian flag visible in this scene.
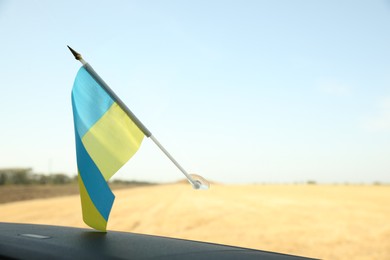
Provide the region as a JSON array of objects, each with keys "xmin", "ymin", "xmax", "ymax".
[{"xmin": 71, "ymin": 65, "xmax": 144, "ymax": 231}]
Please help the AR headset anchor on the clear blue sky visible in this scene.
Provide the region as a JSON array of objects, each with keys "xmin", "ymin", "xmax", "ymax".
[{"xmin": 0, "ymin": 1, "xmax": 389, "ymax": 184}]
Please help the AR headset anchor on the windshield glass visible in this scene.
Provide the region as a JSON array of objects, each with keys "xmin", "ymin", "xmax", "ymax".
[{"xmin": 0, "ymin": 1, "xmax": 389, "ymax": 259}]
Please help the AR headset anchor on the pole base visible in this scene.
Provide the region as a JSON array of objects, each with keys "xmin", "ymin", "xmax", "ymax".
[{"xmin": 190, "ymin": 174, "xmax": 210, "ymax": 190}]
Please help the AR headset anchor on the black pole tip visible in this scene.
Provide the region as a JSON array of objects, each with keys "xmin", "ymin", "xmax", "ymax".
[{"xmin": 67, "ymin": 45, "xmax": 82, "ymax": 60}]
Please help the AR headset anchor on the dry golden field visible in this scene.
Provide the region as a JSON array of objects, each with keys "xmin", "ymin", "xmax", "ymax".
[{"xmin": 0, "ymin": 184, "xmax": 389, "ymax": 259}]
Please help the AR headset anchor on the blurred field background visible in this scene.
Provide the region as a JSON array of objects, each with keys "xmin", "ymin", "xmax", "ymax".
[{"xmin": 0, "ymin": 183, "xmax": 389, "ymax": 259}]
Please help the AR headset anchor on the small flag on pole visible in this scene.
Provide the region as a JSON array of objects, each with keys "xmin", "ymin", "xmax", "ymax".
[
  {"xmin": 71, "ymin": 66, "xmax": 144, "ymax": 231},
  {"xmin": 68, "ymin": 46, "xmax": 209, "ymax": 231}
]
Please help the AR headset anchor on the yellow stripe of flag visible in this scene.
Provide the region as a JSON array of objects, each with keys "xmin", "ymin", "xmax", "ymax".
[
  {"xmin": 82, "ymin": 102, "xmax": 145, "ymax": 180},
  {"xmin": 78, "ymin": 174, "xmax": 108, "ymax": 231}
]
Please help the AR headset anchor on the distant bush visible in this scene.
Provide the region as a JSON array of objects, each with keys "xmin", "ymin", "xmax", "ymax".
[
  {"xmin": 0, "ymin": 168, "xmax": 76, "ymax": 185},
  {"xmin": 109, "ymin": 179, "xmax": 155, "ymax": 186},
  {"xmin": 0, "ymin": 168, "xmax": 32, "ymax": 185}
]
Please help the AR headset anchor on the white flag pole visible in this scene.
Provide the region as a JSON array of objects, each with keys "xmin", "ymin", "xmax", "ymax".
[{"xmin": 149, "ymin": 135, "xmax": 209, "ymax": 189}]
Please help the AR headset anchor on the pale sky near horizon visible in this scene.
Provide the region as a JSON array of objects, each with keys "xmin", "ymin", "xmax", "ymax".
[{"xmin": 0, "ymin": 1, "xmax": 389, "ymax": 184}]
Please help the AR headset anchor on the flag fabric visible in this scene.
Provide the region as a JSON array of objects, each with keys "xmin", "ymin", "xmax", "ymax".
[{"xmin": 71, "ymin": 66, "xmax": 144, "ymax": 231}]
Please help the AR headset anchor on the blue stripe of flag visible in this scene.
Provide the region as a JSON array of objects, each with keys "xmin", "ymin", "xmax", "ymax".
[
  {"xmin": 73, "ymin": 118, "xmax": 115, "ymax": 221},
  {"xmin": 72, "ymin": 67, "xmax": 114, "ymax": 137}
]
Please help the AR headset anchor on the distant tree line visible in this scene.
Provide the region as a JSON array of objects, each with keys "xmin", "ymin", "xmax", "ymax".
[
  {"xmin": 0, "ymin": 168, "xmax": 76, "ymax": 185},
  {"xmin": 0, "ymin": 168, "xmax": 156, "ymax": 186}
]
